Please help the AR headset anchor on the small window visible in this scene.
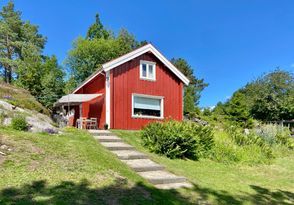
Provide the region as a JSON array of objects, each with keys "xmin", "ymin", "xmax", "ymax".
[
  {"xmin": 140, "ymin": 61, "xmax": 156, "ymax": 80},
  {"xmin": 132, "ymin": 94, "xmax": 163, "ymax": 119}
]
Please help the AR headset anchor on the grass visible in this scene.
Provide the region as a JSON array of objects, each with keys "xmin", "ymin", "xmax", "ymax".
[
  {"xmin": 0, "ymin": 127, "xmax": 195, "ymax": 205},
  {"xmin": 0, "ymin": 82, "xmax": 49, "ymax": 115},
  {"xmin": 113, "ymin": 130, "xmax": 294, "ymax": 205}
]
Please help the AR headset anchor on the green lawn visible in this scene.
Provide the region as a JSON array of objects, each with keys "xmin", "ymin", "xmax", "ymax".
[
  {"xmin": 113, "ymin": 130, "xmax": 294, "ymax": 205},
  {"xmin": 0, "ymin": 127, "xmax": 195, "ymax": 205}
]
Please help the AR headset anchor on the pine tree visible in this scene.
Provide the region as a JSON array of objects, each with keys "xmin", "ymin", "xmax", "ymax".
[
  {"xmin": 171, "ymin": 58, "xmax": 208, "ymax": 114},
  {"xmin": 0, "ymin": 1, "xmax": 22, "ymax": 83},
  {"xmin": 0, "ymin": 1, "xmax": 46, "ymax": 84},
  {"xmin": 86, "ymin": 13, "xmax": 111, "ymax": 40},
  {"xmin": 39, "ymin": 56, "xmax": 64, "ymax": 109}
]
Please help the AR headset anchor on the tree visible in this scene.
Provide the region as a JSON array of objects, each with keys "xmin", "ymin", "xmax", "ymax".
[
  {"xmin": 66, "ymin": 13, "xmax": 145, "ymax": 90},
  {"xmin": 0, "ymin": 1, "xmax": 65, "ymax": 110},
  {"xmin": 15, "ymin": 44, "xmax": 43, "ymax": 97},
  {"xmin": 224, "ymin": 90, "xmax": 253, "ymax": 127},
  {"xmin": 117, "ymin": 28, "xmax": 139, "ymax": 53},
  {"xmin": 66, "ymin": 37, "xmax": 124, "ymax": 87},
  {"xmin": 39, "ymin": 56, "xmax": 65, "ymax": 109},
  {"xmin": 247, "ymin": 69, "xmax": 294, "ymax": 121},
  {"xmin": 214, "ymin": 69, "xmax": 294, "ymax": 124},
  {"xmin": 86, "ymin": 13, "xmax": 111, "ymax": 40},
  {"xmin": 170, "ymin": 58, "xmax": 208, "ymax": 114},
  {"xmin": 0, "ymin": 1, "xmax": 22, "ymax": 83},
  {"xmin": 0, "ymin": 1, "xmax": 46, "ymax": 84}
]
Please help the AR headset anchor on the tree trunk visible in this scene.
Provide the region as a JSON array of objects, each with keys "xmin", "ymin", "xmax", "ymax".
[
  {"xmin": 5, "ymin": 34, "xmax": 12, "ymax": 84},
  {"xmin": 6, "ymin": 67, "xmax": 12, "ymax": 83},
  {"xmin": 4, "ymin": 67, "xmax": 7, "ymax": 83}
]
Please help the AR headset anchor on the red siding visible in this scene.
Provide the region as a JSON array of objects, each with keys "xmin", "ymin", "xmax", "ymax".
[
  {"xmin": 75, "ymin": 74, "xmax": 106, "ymax": 128},
  {"xmin": 111, "ymin": 53, "xmax": 183, "ymax": 130}
]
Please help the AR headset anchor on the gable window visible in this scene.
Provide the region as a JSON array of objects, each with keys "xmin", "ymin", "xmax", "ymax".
[
  {"xmin": 140, "ymin": 60, "xmax": 156, "ymax": 81},
  {"xmin": 132, "ymin": 94, "xmax": 163, "ymax": 119}
]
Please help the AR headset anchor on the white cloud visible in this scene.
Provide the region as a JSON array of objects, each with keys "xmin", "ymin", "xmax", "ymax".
[{"xmin": 209, "ymin": 106, "xmax": 215, "ymax": 110}]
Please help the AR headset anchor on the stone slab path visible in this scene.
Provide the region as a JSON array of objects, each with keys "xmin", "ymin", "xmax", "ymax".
[{"xmin": 89, "ymin": 130, "xmax": 193, "ymax": 190}]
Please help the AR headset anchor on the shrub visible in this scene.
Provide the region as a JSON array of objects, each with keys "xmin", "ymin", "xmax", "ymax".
[
  {"xmin": 253, "ymin": 124, "xmax": 293, "ymax": 149},
  {"xmin": 11, "ymin": 115, "xmax": 28, "ymax": 131},
  {"xmin": 141, "ymin": 120, "xmax": 214, "ymax": 160},
  {"xmin": 211, "ymin": 130, "xmax": 274, "ymax": 164},
  {"xmin": 226, "ymin": 126, "xmax": 273, "ymax": 159},
  {"xmin": 211, "ymin": 139, "xmax": 240, "ymax": 163}
]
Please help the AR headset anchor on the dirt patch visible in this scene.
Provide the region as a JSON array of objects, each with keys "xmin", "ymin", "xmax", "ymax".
[
  {"xmin": 29, "ymin": 144, "xmax": 44, "ymax": 154},
  {"xmin": 0, "ymin": 134, "xmax": 13, "ymax": 157},
  {"xmin": 28, "ymin": 160, "xmax": 40, "ymax": 171},
  {"xmin": 0, "ymin": 155, "xmax": 5, "ymax": 165}
]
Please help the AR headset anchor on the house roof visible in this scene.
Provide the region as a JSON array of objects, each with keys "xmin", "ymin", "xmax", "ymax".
[
  {"xmin": 54, "ymin": 94, "xmax": 102, "ymax": 106},
  {"xmin": 73, "ymin": 43, "xmax": 190, "ymax": 93}
]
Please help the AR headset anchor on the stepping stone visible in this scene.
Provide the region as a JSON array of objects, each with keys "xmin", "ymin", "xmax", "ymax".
[
  {"xmin": 121, "ymin": 159, "xmax": 165, "ymax": 172},
  {"xmin": 112, "ymin": 150, "xmax": 148, "ymax": 160},
  {"xmin": 100, "ymin": 142, "xmax": 134, "ymax": 151},
  {"xmin": 94, "ymin": 135, "xmax": 123, "ymax": 142},
  {"xmin": 88, "ymin": 130, "xmax": 113, "ymax": 136},
  {"xmin": 138, "ymin": 170, "xmax": 187, "ymax": 185},
  {"xmin": 155, "ymin": 182, "xmax": 193, "ymax": 190}
]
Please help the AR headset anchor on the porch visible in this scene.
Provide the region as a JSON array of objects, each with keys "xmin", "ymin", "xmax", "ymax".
[{"xmin": 54, "ymin": 93, "xmax": 105, "ymax": 129}]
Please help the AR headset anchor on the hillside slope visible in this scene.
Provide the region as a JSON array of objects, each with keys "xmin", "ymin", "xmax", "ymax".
[
  {"xmin": 0, "ymin": 82, "xmax": 56, "ymax": 132},
  {"xmin": 0, "ymin": 128, "xmax": 189, "ymax": 205},
  {"xmin": 0, "ymin": 82, "xmax": 49, "ymax": 115}
]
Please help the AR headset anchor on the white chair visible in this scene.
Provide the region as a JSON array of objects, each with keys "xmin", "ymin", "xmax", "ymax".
[{"xmin": 89, "ymin": 118, "xmax": 98, "ymax": 129}]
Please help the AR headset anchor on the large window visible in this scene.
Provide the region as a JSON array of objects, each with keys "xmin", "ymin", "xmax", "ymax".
[
  {"xmin": 140, "ymin": 60, "xmax": 156, "ymax": 81},
  {"xmin": 132, "ymin": 94, "xmax": 163, "ymax": 119}
]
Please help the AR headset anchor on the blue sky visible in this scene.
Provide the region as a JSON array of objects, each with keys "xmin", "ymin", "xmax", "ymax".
[{"xmin": 1, "ymin": 0, "xmax": 294, "ymax": 107}]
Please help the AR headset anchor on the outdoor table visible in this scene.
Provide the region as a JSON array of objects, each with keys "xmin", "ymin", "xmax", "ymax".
[{"xmin": 76, "ymin": 118, "xmax": 97, "ymax": 129}]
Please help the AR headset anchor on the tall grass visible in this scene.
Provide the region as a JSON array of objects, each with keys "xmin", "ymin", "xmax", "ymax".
[{"xmin": 210, "ymin": 124, "xmax": 293, "ymax": 165}]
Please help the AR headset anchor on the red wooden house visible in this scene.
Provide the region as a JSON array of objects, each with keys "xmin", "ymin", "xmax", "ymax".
[{"xmin": 60, "ymin": 44, "xmax": 189, "ymax": 130}]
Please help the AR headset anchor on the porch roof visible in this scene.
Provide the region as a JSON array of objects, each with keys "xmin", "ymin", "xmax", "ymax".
[{"xmin": 54, "ymin": 94, "xmax": 102, "ymax": 106}]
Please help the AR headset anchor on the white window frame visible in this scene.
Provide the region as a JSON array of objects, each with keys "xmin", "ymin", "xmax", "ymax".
[
  {"xmin": 140, "ymin": 60, "xmax": 156, "ymax": 81},
  {"xmin": 132, "ymin": 93, "xmax": 164, "ymax": 119}
]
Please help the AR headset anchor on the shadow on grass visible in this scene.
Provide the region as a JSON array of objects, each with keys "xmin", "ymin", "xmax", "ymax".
[
  {"xmin": 0, "ymin": 178, "xmax": 192, "ymax": 205},
  {"xmin": 0, "ymin": 179, "xmax": 293, "ymax": 205},
  {"xmin": 191, "ymin": 183, "xmax": 294, "ymax": 205}
]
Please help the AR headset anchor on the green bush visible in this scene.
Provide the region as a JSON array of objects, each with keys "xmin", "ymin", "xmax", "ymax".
[
  {"xmin": 11, "ymin": 115, "xmax": 28, "ymax": 131},
  {"xmin": 141, "ymin": 120, "xmax": 214, "ymax": 160},
  {"xmin": 211, "ymin": 130, "xmax": 274, "ymax": 164},
  {"xmin": 253, "ymin": 124, "xmax": 293, "ymax": 149},
  {"xmin": 226, "ymin": 126, "xmax": 273, "ymax": 159}
]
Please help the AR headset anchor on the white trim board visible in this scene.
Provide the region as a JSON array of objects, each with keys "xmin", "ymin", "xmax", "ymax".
[{"xmin": 105, "ymin": 71, "xmax": 111, "ymax": 128}]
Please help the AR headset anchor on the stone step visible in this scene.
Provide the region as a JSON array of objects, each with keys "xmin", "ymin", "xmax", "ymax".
[
  {"xmin": 138, "ymin": 170, "xmax": 187, "ymax": 185},
  {"xmin": 155, "ymin": 182, "xmax": 193, "ymax": 190},
  {"xmin": 121, "ymin": 159, "xmax": 165, "ymax": 172},
  {"xmin": 88, "ymin": 130, "xmax": 113, "ymax": 136},
  {"xmin": 94, "ymin": 135, "xmax": 123, "ymax": 142},
  {"xmin": 112, "ymin": 150, "xmax": 148, "ymax": 160},
  {"xmin": 100, "ymin": 142, "xmax": 134, "ymax": 151}
]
